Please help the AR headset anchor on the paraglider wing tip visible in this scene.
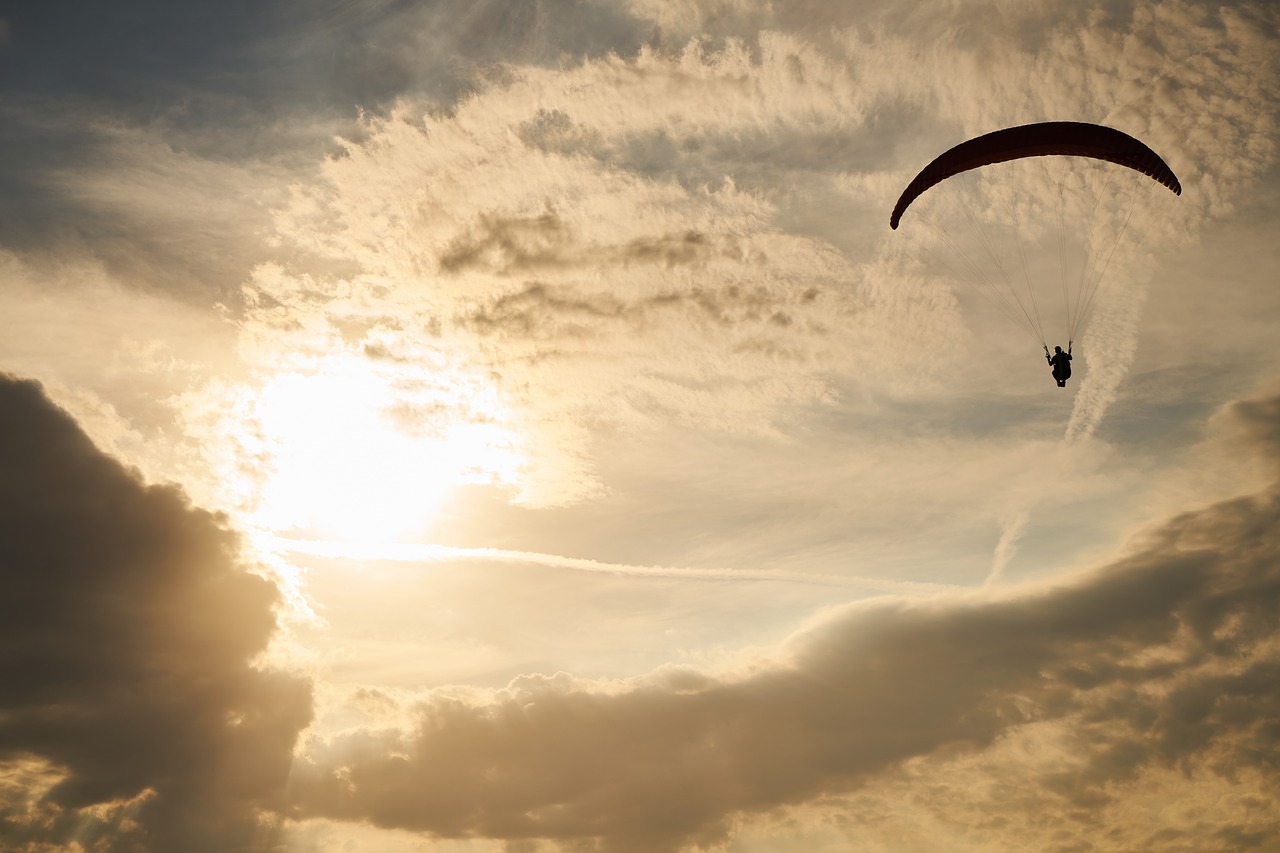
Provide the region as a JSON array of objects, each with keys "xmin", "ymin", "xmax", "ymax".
[{"xmin": 889, "ymin": 204, "xmax": 907, "ymax": 229}]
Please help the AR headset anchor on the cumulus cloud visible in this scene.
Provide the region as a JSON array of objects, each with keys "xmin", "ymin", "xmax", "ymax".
[
  {"xmin": 0, "ymin": 376, "xmax": 312, "ymax": 852},
  {"xmin": 288, "ymin": 386, "xmax": 1280, "ymax": 851}
]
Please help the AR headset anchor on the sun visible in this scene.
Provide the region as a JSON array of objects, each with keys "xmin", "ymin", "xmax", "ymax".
[{"xmin": 233, "ymin": 357, "xmax": 524, "ymax": 547}]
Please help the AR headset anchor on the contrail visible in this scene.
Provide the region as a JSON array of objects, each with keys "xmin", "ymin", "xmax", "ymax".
[
  {"xmin": 255, "ymin": 535, "xmax": 963, "ymax": 596},
  {"xmin": 1064, "ymin": 248, "xmax": 1151, "ymax": 443},
  {"xmin": 984, "ymin": 509, "xmax": 1029, "ymax": 587}
]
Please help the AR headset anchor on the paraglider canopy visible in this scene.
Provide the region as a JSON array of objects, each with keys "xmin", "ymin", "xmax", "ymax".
[
  {"xmin": 889, "ymin": 122, "xmax": 1181, "ymax": 230},
  {"xmin": 886, "ymin": 121, "xmax": 1182, "ymax": 354}
]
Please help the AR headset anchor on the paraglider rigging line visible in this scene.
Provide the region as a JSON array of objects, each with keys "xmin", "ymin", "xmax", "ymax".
[
  {"xmin": 951, "ymin": 171, "xmax": 1049, "ymax": 347},
  {"xmin": 1010, "ymin": 199, "xmax": 1046, "ymax": 346},
  {"xmin": 889, "ymin": 121, "xmax": 1181, "ymax": 363},
  {"xmin": 1070, "ymin": 170, "xmax": 1143, "ymax": 343},
  {"xmin": 1068, "ymin": 162, "xmax": 1115, "ymax": 340},
  {"xmin": 918, "ymin": 205, "xmax": 1048, "ymax": 348}
]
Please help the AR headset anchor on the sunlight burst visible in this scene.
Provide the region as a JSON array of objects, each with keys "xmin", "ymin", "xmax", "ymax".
[{"xmin": 239, "ymin": 359, "xmax": 523, "ymax": 546}]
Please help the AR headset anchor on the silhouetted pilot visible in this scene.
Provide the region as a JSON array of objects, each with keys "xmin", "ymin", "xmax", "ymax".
[{"xmin": 1046, "ymin": 344, "xmax": 1072, "ymax": 387}]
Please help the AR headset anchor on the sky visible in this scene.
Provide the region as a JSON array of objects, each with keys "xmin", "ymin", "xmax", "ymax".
[{"xmin": 2, "ymin": 0, "xmax": 1279, "ymax": 851}]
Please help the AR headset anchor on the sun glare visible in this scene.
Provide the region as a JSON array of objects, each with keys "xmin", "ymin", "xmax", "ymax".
[{"xmin": 238, "ymin": 360, "xmax": 524, "ymax": 546}]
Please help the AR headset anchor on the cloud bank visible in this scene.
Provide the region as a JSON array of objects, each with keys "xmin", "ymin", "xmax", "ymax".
[
  {"xmin": 0, "ymin": 376, "xmax": 312, "ymax": 852},
  {"xmin": 289, "ymin": 386, "xmax": 1280, "ymax": 851}
]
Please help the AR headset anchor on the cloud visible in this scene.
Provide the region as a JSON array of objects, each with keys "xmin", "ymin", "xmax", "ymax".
[
  {"xmin": 231, "ymin": 30, "xmax": 970, "ymax": 503},
  {"xmin": 4, "ymin": 2, "xmax": 1278, "ymax": 851},
  {"xmin": 0, "ymin": 0, "xmax": 653, "ymax": 296},
  {"xmin": 0, "ymin": 0, "xmax": 650, "ymax": 122},
  {"xmin": 0, "ymin": 376, "xmax": 312, "ymax": 852},
  {"xmin": 852, "ymin": 0, "xmax": 1280, "ymax": 433},
  {"xmin": 437, "ymin": 210, "xmax": 746, "ymax": 277},
  {"xmin": 289, "ymin": 386, "xmax": 1280, "ymax": 851},
  {"xmin": 208, "ymin": 0, "xmax": 1277, "ymax": 525},
  {"xmin": 250, "ymin": 0, "xmax": 1277, "ymax": 444}
]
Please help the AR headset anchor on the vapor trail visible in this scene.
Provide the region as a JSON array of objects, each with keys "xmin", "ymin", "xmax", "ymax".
[
  {"xmin": 984, "ymin": 509, "xmax": 1029, "ymax": 586},
  {"xmin": 1064, "ymin": 245, "xmax": 1150, "ymax": 443},
  {"xmin": 256, "ymin": 535, "xmax": 962, "ymax": 596}
]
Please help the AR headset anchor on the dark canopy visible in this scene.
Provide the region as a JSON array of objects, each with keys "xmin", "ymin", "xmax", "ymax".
[{"xmin": 889, "ymin": 122, "xmax": 1182, "ymax": 229}]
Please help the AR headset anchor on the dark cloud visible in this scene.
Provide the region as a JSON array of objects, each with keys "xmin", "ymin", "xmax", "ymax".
[
  {"xmin": 438, "ymin": 210, "xmax": 826, "ymax": 353},
  {"xmin": 0, "ymin": 0, "xmax": 655, "ymax": 295},
  {"xmin": 516, "ymin": 105, "xmax": 930, "ymax": 196},
  {"xmin": 438, "ymin": 210, "xmax": 750, "ymax": 277},
  {"xmin": 0, "ymin": 376, "xmax": 312, "ymax": 852},
  {"xmin": 0, "ymin": 0, "xmax": 646, "ymax": 121},
  {"xmin": 438, "ymin": 212, "xmax": 580, "ymax": 275},
  {"xmin": 290, "ymin": 389, "xmax": 1280, "ymax": 851},
  {"xmin": 462, "ymin": 280, "xmax": 820, "ymax": 349},
  {"xmin": 0, "ymin": 126, "xmax": 283, "ymax": 302}
]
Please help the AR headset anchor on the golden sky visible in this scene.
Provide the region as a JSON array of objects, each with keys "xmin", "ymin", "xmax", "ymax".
[{"xmin": 2, "ymin": 1, "xmax": 1280, "ymax": 851}]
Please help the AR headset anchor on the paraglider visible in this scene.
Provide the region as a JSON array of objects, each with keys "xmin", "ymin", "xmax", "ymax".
[
  {"xmin": 1046, "ymin": 344, "xmax": 1072, "ymax": 387},
  {"xmin": 889, "ymin": 121, "xmax": 1181, "ymax": 385},
  {"xmin": 889, "ymin": 122, "xmax": 1181, "ymax": 231}
]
